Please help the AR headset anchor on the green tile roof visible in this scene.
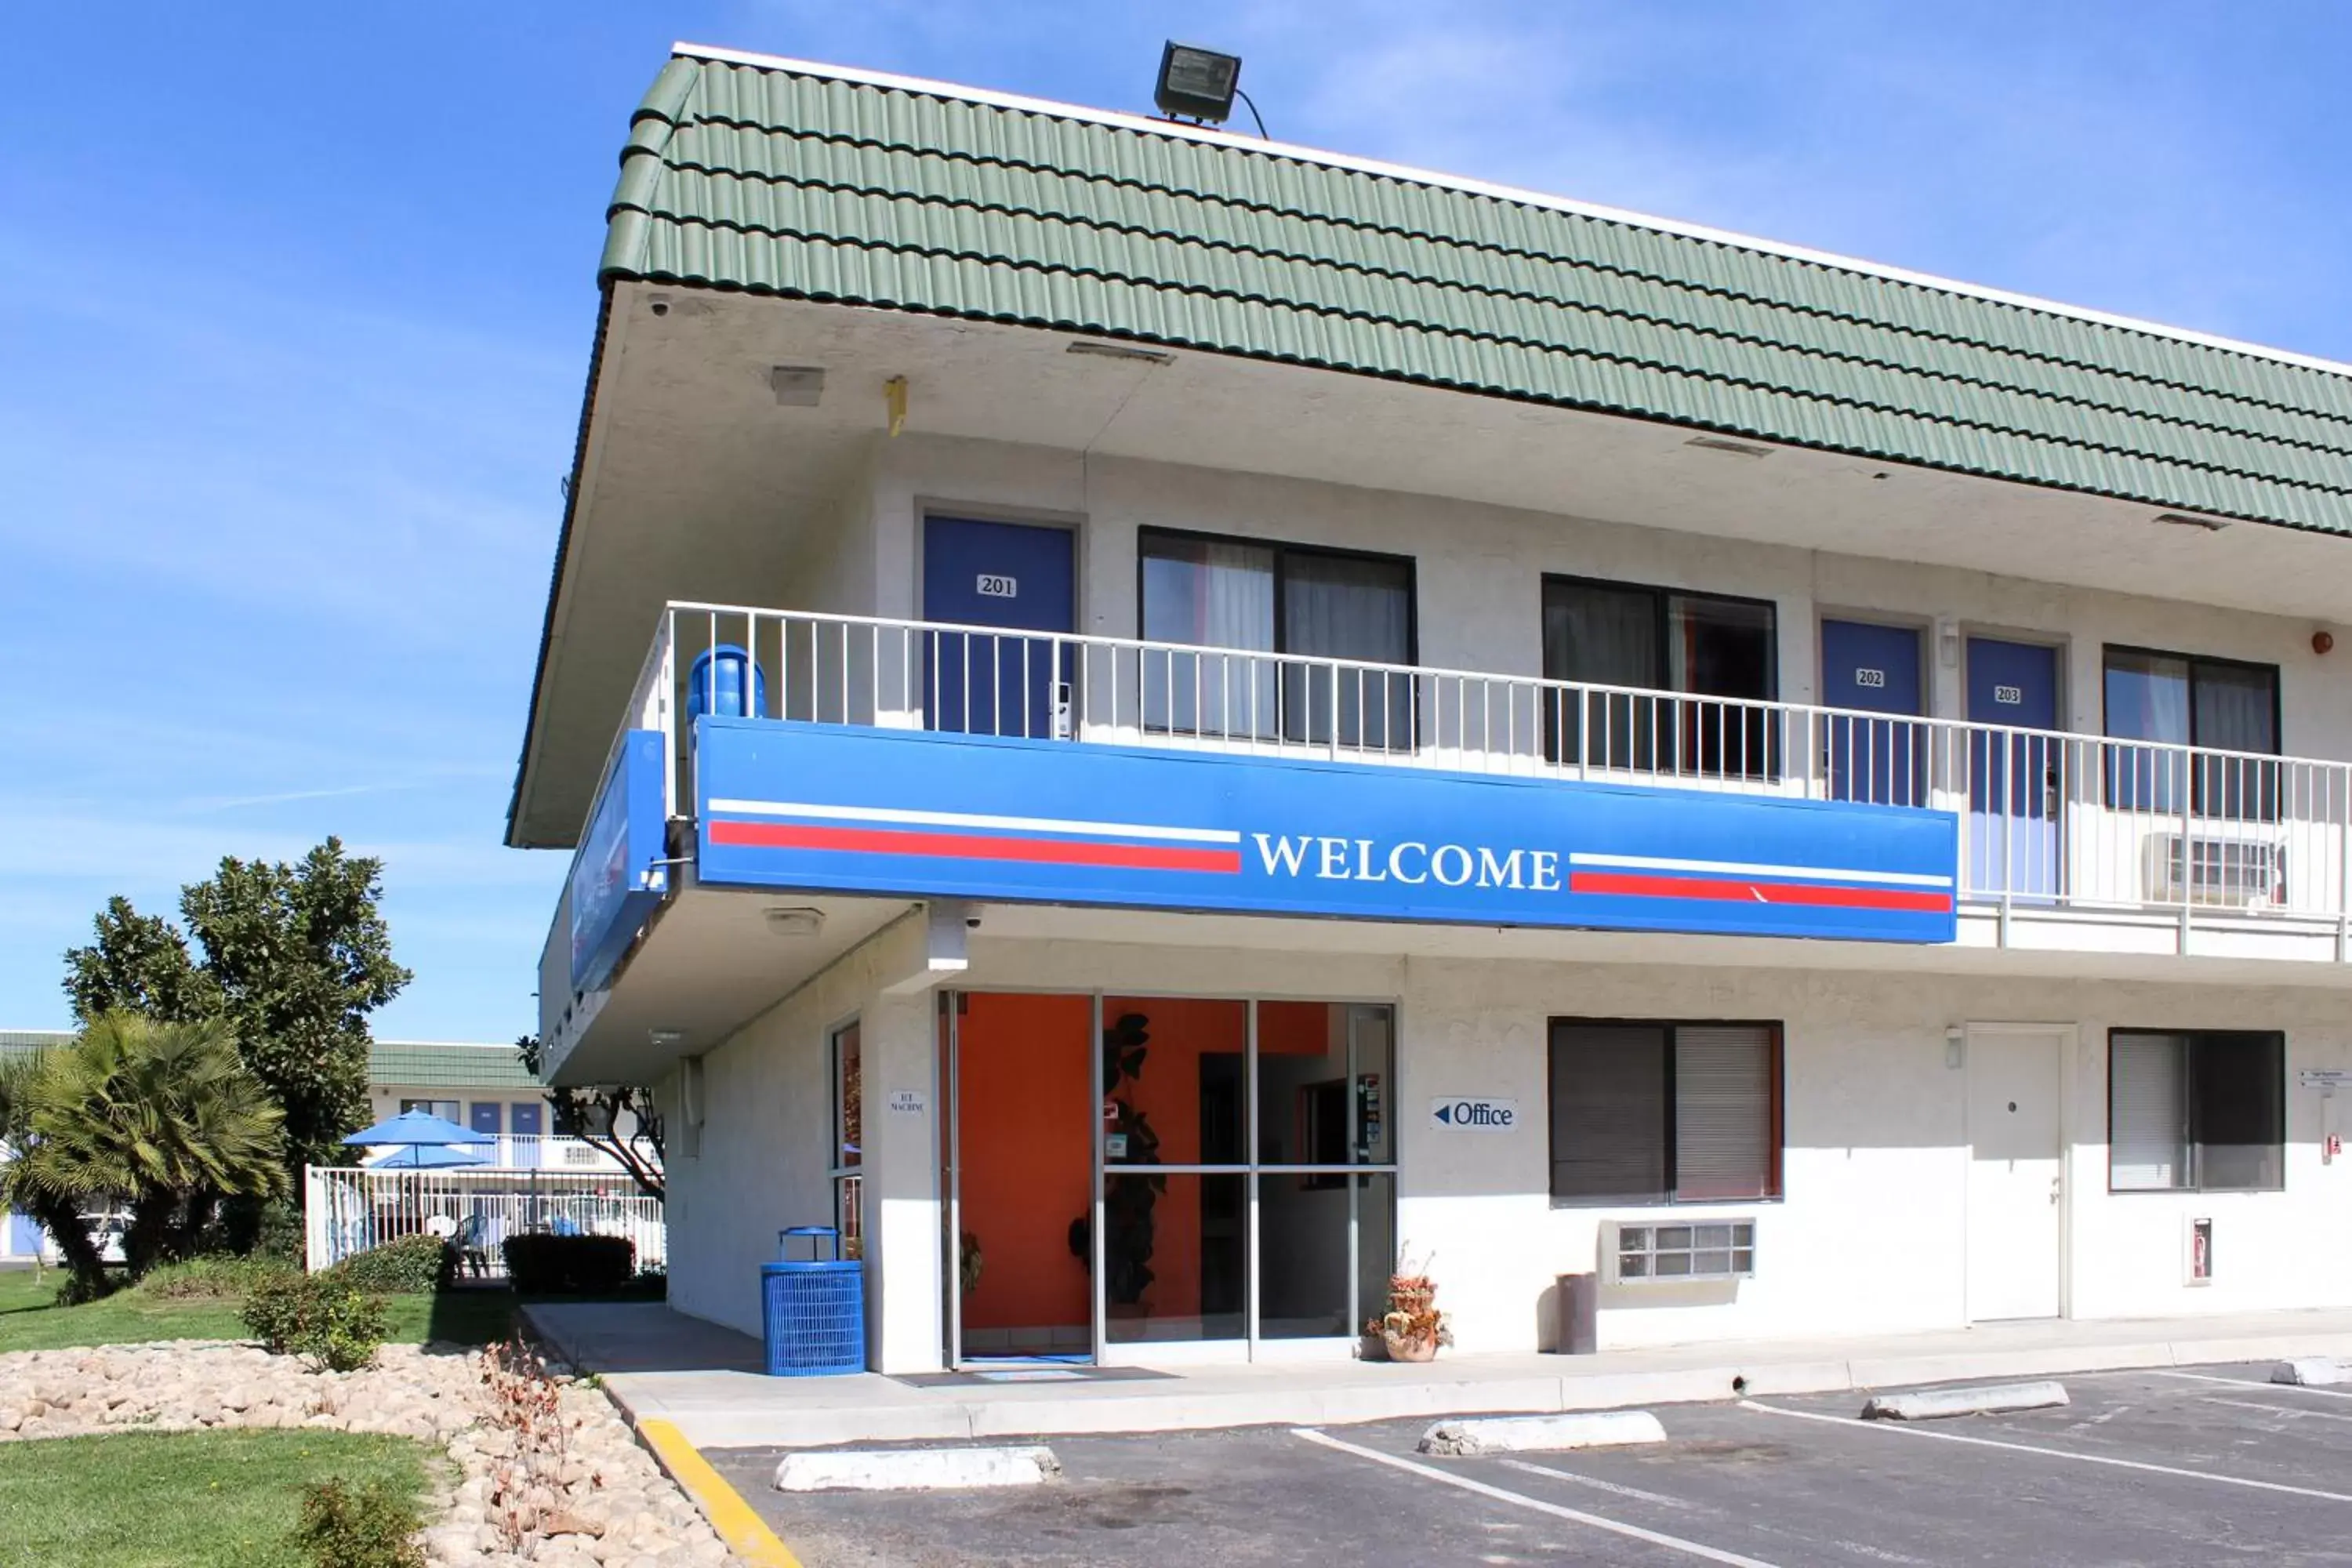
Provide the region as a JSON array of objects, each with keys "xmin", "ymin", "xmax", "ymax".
[
  {"xmin": 601, "ymin": 46, "xmax": 2352, "ymax": 538},
  {"xmin": 0, "ymin": 1032, "xmax": 532, "ymax": 1090}
]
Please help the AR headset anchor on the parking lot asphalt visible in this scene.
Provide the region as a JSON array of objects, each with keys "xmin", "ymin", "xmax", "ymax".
[{"xmin": 706, "ymin": 1363, "xmax": 2352, "ymax": 1566}]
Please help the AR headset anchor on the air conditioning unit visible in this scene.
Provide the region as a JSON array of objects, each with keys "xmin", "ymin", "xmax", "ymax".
[
  {"xmin": 1608, "ymin": 1219, "xmax": 1756, "ymax": 1284},
  {"xmin": 561, "ymin": 1144, "xmax": 603, "ymax": 1167},
  {"xmin": 2147, "ymin": 834, "xmax": 2285, "ymax": 909}
]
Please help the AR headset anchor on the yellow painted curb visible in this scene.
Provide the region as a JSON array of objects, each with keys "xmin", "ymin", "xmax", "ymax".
[{"xmin": 637, "ymin": 1416, "xmax": 804, "ymax": 1568}]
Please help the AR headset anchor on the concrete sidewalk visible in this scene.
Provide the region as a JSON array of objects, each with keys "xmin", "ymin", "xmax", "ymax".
[{"xmin": 524, "ymin": 1301, "xmax": 2352, "ymax": 1450}]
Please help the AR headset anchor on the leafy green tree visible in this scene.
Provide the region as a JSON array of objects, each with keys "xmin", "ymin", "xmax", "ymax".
[
  {"xmin": 516, "ymin": 1034, "xmax": 665, "ymax": 1200},
  {"xmin": 64, "ymin": 837, "xmax": 410, "ymax": 1185},
  {"xmin": 5, "ymin": 1013, "xmax": 288, "ymax": 1294},
  {"xmin": 62, "ymin": 895, "xmax": 219, "ymax": 1023}
]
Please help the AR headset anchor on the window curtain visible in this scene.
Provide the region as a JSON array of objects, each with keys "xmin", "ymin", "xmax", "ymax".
[
  {"xmin": 1140, "ymin": 536, "xmax": 1275, "ymax": 735},
  {"xmin": 1282, "ymin": 551, "xmax": 1413, "ymax": 748},
  {"xmin": 2104, "ymin": 650, "xmax": 2191, "ymax": 813},
  {"xmin": 2193, "ymin": 1032, "xmax": 2284, "ymax": 1191},
  {"xmin": 1543, "ymin": 582, "xmax": 1659, "ymax": 768},
  {"xmin": 1548, "ymin": 1023, "xmax": 1668, "ymax": 1204},
  {"xmin": 2109, "ymin": 1033, "xmax": 2188, "ymax": 1191},
  {"xmin": 1671, "ymin": 1026, "xmax": 1775, "ymax": 1201},
  {"xmin": 2191, "ymin": 662, "xmax": 2278, "ymax": 820}
]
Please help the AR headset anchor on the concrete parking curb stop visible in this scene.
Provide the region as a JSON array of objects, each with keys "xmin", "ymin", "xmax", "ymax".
[
  {"xmin": 1861, "ymin": 1380, "xmax": 2070, "ymax": 1421},
  {"xmin": 774, "ymin": 1443, "xmax": 1064, "ymax": 1491},
  {"xmin": 637, "ymin": 1417, "xmax": 804, "ymax": 1568},
  {"xmin": 2274, "ymin": 1358, "xmax": 2352, "ymax": 1386},
  {"xmin": 1419, "ymin": 1411, "xmax": 1668, "ymax": 1455}
]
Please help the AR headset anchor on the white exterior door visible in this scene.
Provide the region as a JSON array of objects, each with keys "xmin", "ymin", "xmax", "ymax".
[{"xmin": 1965, "ymin": 1027, "xmax": 2064, "ymax": 1321}]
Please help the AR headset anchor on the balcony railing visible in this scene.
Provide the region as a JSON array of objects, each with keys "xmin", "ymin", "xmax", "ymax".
[{"xmin": 610, "ymin": 603, "xmax": 2352, "ymax": 932}]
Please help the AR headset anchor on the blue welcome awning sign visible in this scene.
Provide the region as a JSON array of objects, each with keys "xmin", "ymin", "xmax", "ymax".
[{"xmin": 693, "ymin": 719, "xmax": 1958, "ymax": 946}]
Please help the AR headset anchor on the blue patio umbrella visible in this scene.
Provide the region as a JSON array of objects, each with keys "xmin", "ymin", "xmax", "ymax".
[{"xmin": 343, "ymin": 1109, "xmax": 495, "ymax": 1152}]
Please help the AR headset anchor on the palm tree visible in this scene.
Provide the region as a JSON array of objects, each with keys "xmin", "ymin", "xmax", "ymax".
[
  {"xmin": 4, "ymin": 1012, "xmax": 287, "ymax": 1294},
  {"xmin": 0, "ymin": 1054, "xmax": 109, "ymax": 1296}
]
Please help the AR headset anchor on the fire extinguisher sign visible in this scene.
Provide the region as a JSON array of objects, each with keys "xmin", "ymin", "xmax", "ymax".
[{"xmin": 2187, "ymin": 1217, "xmax": 2214, "ymax": 1285}]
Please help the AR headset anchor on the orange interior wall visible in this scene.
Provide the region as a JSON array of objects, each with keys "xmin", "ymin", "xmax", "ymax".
[{"xmin": 957, "ymin": 993, "xmax": 1092, "ymax": 1333}]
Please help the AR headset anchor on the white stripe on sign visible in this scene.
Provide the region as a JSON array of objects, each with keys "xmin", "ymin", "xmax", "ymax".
[
  {"xmin": 1568, "ymin": 851, "xmax": 1954, "ymax": 889},
  {"xmin": 1739, "ymin": 1400, "xmax": 2352, "ymax": 1502},
  {"xmin": 706, "ymin": 799, "xmax": 1242, "ymax": 845},
  {"xmin": 1291, "ymin": 1429, "xmax": 1781, "ymax": 1567}
]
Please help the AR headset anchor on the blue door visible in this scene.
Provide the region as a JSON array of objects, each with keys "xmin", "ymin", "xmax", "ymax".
[
  {"xmin": 470, "ymin": 1103, "xmax": 503, "ymax": 1135},
  {"xmin": 922, "ymin": 517, "xmax": 1076, "ymax": 739},
  {"xmin": 1821, "ymin": 620, "xmax": 1926, "ymax": 806},
  {"xmin": 510, "ymin": 1101, "xmax": 543, "ymax": 1138},
  {"xmin": 8, "ymin": 1210, "xmax": 43, "ymax": 1258},
  {"xmin": 1966, "ymin": 637, "xmax": 2063, "ymax": 898}
]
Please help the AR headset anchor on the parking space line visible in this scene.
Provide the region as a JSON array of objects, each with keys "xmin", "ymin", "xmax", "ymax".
[
  {"xmin": 1738, "ymin": 1400, "xmax": 2352, "ymax": 1503},
  {"xmin": 1497, "ymin": 1457, "xmax": 1690, "ymax": 1508},
  {"xmin": 2151, "ymin": 1369, "xmax": 2352, "ymax": 1402},
  {"xmin": 1292, "ymin": 1428, "xmax": 1782, "ymax": 1567},
  {"xmin": 2200, "ymin": 1395, "xmax": 2352, "ymax": 1426}
]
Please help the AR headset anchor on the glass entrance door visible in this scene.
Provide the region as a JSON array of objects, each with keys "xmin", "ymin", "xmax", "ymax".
[{"xmin": 944, "ymin": 990, "xmax": 1399, "ymax": 1367}]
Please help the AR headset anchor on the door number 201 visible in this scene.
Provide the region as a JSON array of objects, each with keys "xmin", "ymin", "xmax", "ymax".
[{"xmin": 976, "ymin": 573, "xmax": 1018, "ymax": 598}]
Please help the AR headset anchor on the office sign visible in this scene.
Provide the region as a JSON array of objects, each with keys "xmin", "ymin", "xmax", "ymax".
[
  {"xmin": 695, "ymin": 720, "xmax": 1959, "ymax": 944},
  {"xmin": 1432, "ymin": 1097, "xmax": 1519, "ymax": 1131},
  {"xmin": 568, "ymin": 729, "xmax": 670, "ymax": 993}
]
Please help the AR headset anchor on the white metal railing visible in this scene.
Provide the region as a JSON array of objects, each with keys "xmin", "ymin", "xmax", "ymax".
[
  {"xmin": 624, "ymin": 602, "xmax": 2352, "ymax": 932},
  {"xmin": 346, "ymin": 1135, "xmax": 660, "ymax": 1174},
  {"xmin": 303, "ymin": 1166, "xmax": 666, "ymax": 1277}
]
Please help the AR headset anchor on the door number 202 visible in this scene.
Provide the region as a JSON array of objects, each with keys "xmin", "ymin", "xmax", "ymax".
[
  {"xmin": 1853, "ymin": 667, "xmax": 1886, "ymax": 688},
  {"xmin": 976, "ymin": 573, "xmax": 1018, "ymax": 599}
]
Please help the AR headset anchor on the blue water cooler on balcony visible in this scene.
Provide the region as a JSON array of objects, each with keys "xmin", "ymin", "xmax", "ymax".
[{"xmin": 688, "ymin": 644, "xmax": 767, "ymax": 721}]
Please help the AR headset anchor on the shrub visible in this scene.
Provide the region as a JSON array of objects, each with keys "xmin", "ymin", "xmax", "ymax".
[
  {"xmin": 501, "ymin": 1233, "xmax": 635, "ymax": 1295},
  {"xmin": 292, "ymin": 1478, "xmax": 425, "ymax": 1568},
  {"xmin": 327, "ymin": 1232, "xmax": 455, "ymax": 1294},
  {"xmin": 139, "ymin": 1254, "xmax": 296, "ymax": 1300},
  {"xmin": 252, "ymin": 1197, "xmax": 307, "ymax": 1265},
  {"xmin": 241, "ymin": 1273, "xmax": 390, "ymax": 1371}
]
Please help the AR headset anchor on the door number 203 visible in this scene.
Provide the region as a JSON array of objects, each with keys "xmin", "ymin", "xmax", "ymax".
[
  {"xmin": 1994, "ymin": 684, "xmax": 2024, "ymax": 706},
  {"xmin": 975, "ymin": 573, "xmax": 1018, "ymax": 599}
]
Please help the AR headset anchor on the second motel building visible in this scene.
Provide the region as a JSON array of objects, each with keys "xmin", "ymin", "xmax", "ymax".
[{"xmin": 516, "ymin": 45, "xmax": 2352, "ymax": 1371}]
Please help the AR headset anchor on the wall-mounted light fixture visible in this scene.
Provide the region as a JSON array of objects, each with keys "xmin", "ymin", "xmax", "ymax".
[
  {"xmin": 766, "ymin": 906, "xmax": 826, "ymax": 937},
  {"xmin": 1945, "ymin": 1025, "xmax": 1966, "ymax": 1070}
]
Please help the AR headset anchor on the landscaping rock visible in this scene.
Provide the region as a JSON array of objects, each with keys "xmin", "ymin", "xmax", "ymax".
[{"xmin": 0, "ymin": 1335, "xmax": 749, "ymax": 1566}]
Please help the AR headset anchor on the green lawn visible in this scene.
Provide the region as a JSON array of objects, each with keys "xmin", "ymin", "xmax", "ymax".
[
  {"xmin": 0, "ymin": 1268, "xmax": 519, "ymax": 1354},
  {"xmin": 0, "ymin": 1428, "xmax": 438, "ymax": 1568}
]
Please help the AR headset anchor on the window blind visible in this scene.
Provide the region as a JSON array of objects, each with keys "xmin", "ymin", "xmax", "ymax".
[
  {"xmin": 1549, "ymin": 1024, "xmax": 1668, "ymax": 1203},
  {"xmin": 1673, "ymin": 1026, "xmax": 1775, "ymax": 1201},
  {"xmin": 2109, "ymin": 1033, "xmax": 2188, "ymax": 1190}
]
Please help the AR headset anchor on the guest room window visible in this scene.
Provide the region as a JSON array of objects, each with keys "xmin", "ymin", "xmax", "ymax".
[
  {"xmin": 1139, "ymin": 528, "xmax": 1414, "ymax": 750},
  {"xmin": 2110, "ymin": 1030, "xmax": 2284, "ymax": 1192},
  {"xmin": 2103, "ymin": 647, "xmax": 2279, "ymax": 820},
  {"xmin": 1548, "ymin": 1021, "xmax": 1783, "ymax": 1206},
  {"xmin": 1542, "ymin": 577, "xmax": 1778, "ymax": 779}
]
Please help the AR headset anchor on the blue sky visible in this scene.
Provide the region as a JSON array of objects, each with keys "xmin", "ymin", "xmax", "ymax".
[{"xmin": 2, "ymin": 2, "xmax": 2346, "ymax": 1042}]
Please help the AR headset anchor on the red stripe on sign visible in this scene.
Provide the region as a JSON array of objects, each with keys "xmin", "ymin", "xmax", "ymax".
[
  {"xmin": 1570, "ymin": 870, "xmax": 1951, "ymax": 913},
  {"xmin": 710, "ymin": 820, "xmax": 1243, "ymax": 873}
]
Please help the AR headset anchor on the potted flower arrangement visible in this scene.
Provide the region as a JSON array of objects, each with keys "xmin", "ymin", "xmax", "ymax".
[{"xmin": 1367, "ymin": 1252, "xmax": 1452, "ymax": 1363}]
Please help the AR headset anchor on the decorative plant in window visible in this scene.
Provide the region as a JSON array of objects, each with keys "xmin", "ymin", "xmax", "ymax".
[{"xmin": 1368, "ymin": 1248, "xmax": 1451, "ymax": 1363}]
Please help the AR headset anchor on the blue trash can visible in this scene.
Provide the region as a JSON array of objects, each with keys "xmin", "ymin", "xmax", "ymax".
[
  {"xmin": 760, "ymin": 1225, "xmax": 865, "ymax": 1377},
  {"xmin": 689, "ymin": 644, "xmax": 767, "ymax": 721}
]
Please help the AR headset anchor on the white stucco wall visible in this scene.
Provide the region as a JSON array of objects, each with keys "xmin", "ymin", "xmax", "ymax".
[{"xmin": 671, "ymin": 920, "xmax": 2352, "ymax": 1369}]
